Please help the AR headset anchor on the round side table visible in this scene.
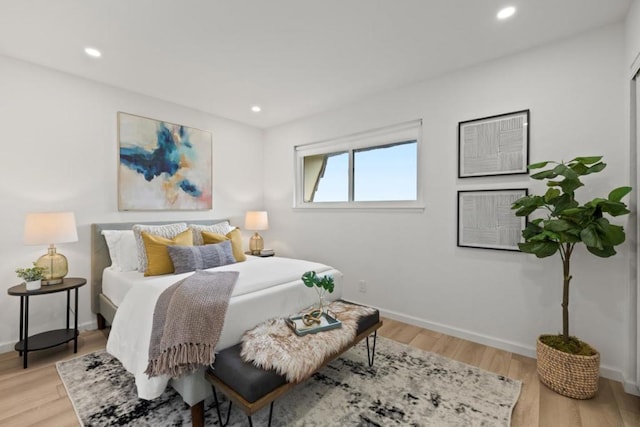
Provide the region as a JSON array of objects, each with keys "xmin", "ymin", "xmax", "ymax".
[{"xmin": 7, "ymin": 277, "xmax": 86, "ymax": 369}]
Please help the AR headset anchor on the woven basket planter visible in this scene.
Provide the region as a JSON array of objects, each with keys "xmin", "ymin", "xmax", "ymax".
[{"xmin": 536, "ymin": 337, "xmax": 600, "ymax": 399}]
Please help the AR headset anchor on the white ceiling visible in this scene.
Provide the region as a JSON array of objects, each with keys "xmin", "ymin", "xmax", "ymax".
[{"xmin": 0, "ymin": 0, "xmax": 631, "ymax": 128}]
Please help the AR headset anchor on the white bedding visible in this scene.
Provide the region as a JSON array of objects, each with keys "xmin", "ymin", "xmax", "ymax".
[{"xmin": 105, "ymin": 256, "xmax": 343, "ymax": 405}]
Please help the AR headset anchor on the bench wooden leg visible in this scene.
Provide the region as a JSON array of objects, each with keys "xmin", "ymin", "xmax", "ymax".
[
  {"xmin": 212, "ymin": 385, "xmax": 232, "ymax": 427},
  {"xmin": 190, "ymin": 401, "xmax": 204, "ymax": 427},
  {"xmin": 366, "ymin": 330, "xmax": 378, "ymax": 367}
]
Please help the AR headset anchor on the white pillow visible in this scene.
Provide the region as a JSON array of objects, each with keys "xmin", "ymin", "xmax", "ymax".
[
  {"xmin": 189, "ymin": 222, "xmax": 235, "ymax": 245},
  {"xmin": 101, "ymin": 230, "xmax": 139, "ymax": 272},
  {"xmin": 132, "ymin": 223, "xmax": 188, "ymax": 272}
]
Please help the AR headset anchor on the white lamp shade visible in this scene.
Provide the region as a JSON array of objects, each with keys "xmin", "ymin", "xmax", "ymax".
[
  {"xmin": 24, "ymin": 212, "xmax": 78, "ymax": 245},
  {"xmin": 244, "ymin": 211, "xmax": 268, "ymax": 231}
]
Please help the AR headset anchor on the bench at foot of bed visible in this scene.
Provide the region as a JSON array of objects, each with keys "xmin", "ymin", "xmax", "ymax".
[{"xmin": 201, "ymin": 302, "xmax": 381, "ymax": 427}]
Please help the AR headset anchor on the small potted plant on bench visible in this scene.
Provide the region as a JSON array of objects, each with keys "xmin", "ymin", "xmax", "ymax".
[{"xmin": 301, "ymin": 271, "xmax": 335, "ymax": 324}]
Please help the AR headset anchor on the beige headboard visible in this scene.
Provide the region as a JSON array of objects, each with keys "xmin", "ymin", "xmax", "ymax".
[{"xmin": 90, "ymin": 219, "xmax": 229, "ymax": 314}]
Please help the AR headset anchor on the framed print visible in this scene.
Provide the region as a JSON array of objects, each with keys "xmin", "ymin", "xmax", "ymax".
[
  {"xmin": 457, "ymin": 189, "xmax": 528, "ymax": 251},
  {"xmin": 458, "ymin": 109, "xmax": 529, "ymax": 178},
  {"xmin": 118, "ymin": 112, "xmax": 212, "ymax": 211}
]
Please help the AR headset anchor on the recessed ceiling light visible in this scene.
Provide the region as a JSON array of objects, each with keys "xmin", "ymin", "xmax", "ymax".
[
  {"xmin": 497, "ymin": 6, "xmax": 516, "ymax": 20},
  {"xmin": 84, "ymin": 47, "xmax": 102, "ymax": 58},
  {"xmin": 251, "ymin": 105, "xmax": 262, "ymax": 113}
]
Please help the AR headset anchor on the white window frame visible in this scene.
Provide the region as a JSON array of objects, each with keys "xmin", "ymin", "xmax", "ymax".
[{"xmin": 294, "ymin": 119, "xmax": 424, "ymax": 210}]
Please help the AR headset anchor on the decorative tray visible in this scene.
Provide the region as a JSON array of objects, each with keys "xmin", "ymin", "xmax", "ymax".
[{"xmin": 286, "ymin": 310, "xmax": 342, "ymax": 336}]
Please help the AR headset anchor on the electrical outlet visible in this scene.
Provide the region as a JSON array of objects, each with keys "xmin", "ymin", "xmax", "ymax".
[{"xmin": 358, "ymin": 280, "xmax": 367, "ymax": 293}]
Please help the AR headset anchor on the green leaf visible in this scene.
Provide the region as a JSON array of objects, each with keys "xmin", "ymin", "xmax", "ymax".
[
  {"xmin": 301, "ymin": 271, "xmax": 317, "ymax": 288},
  {"xmin": 560, "ymin": 207, "xmax": 584, "ymax": 216},
  {"xmin": 558, "ymin": 178, "xmax": 584, "ymax": 194},
  {"xmin": 512, "ymin": 195, "xmax": 543, "ymax": 208},
  {"xmin": 553, "ymin": 164, "xmax": 578, "ymax": 179},
  {"xmin": 569, "ymin": 162, "xmax": 588, "ymax": 175},
  {"xmin": 550, "ymin": 193, "xmax": 579, "ymax": 216},
  {"xmin": 572, "ymin": 156, "xmax": 602, "ymax": 165},
  {"xmin": 528, "ymin": 230, "xmax": 559, "ymax": 241},
  {"xmin": 599, "ymin": 201, "xmax": 631, "ymax": 217},
  {"xmin": 580, "ymin": 225, "xmax": 603, "ymax": 249},
  {"xmin": 608, "ymin": 186, "xmax": 632, "ymax": 202},
  {"xmin": 528, "ymin": 161, "xmax": 551, "ymax": 169},
  {"xmin": 587, "ymin": 245, "xmax": 616, "ymax": 257},
  {"xmin": 515, "ymin": 205, "xmax": 538, "ymax": 217},
  {"xmin": 596, "ymin": 221, "xmax": 625, "ymax": 246},
  {"xmin": 521, "ymin": 222, "xmax": 543, "ymax": 239},
  {"xmin": 531, "ymin": 170, "xmax": 558, "ymax": 180},
  {"xmin": 561, "ymin": 230, "xmax": 582, "ymax": 243},
  {"xmin": 584, "ymin": 162, "xmax": 606, "ymax": 175},
  {"xmin": 518, "ymin": 241, "xmax": 559, "ymax": 258},
  {"xmin": 544, "ymin": 188, "xmax": 561, "ymax": 203},
  {"xmin": 585, "ymin": 198, "xmax": 607, "ymax": 208},
  {"xmin": 544, "ymin": 219, "xmax": 571, "ymax": 232}
]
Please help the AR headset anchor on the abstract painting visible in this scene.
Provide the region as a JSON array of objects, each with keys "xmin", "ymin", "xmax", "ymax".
[
  {"xmin": 457, "ymin": 189, "xmax": 527, "ymax": 251},
  {"xmin": 118, "ymin": 112, "xmax": 212, "ymax": 210},
  {"xmin": 458, "ymin": 110, "xmax": 529, "ymax": 178}
]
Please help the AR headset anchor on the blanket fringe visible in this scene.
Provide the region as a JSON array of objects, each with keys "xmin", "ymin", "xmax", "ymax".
[{"xmin": 145, "ymin": 343, "xmax": 215, "ymax": 378}]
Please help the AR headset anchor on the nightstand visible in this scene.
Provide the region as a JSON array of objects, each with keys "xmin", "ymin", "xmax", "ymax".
[{"xmin": 7, "ymin": 277, "xmax": 86, "ymax": 369}]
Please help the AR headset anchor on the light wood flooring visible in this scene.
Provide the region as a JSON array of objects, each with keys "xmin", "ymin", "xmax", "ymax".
[{"xmin": 0, "ymin": 319, "xmax": 638, "ymax": 426}]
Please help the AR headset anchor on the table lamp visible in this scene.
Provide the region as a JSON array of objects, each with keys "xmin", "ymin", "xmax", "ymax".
[
  {"xmin": 24, "ymin": 212, "xmax": 78, "ymax": 285},
  {"xmin": 244, "ymin": 211, "xmax": 268, "ymax": 255}
]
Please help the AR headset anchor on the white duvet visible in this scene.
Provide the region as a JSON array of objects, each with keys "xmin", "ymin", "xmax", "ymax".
[{"xmin": 105, "ymin": 256, "xmax": 343, "ymax": 405}]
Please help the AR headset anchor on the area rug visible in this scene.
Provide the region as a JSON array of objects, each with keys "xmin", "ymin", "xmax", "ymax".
[{"xmin": 56, "ymin": 336, "xmax": 521, "ymax": 426}]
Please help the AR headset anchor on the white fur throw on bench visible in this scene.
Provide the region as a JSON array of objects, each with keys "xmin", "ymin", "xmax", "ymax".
[{"xmin": 240, "ymin": 301, "xmax": 376, "ymax": 383}]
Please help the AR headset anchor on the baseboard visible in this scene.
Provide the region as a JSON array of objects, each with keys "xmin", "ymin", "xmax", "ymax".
[
  {"xmin": 0, "ymin": 320, "xmax": 98, "ymax": 355},
  {"xmin": 356, "ymin": 302, "xmax": 635, "ymax": 388},
  {"xmin": 375, "ymin": 305, "xmax": 537, "ymax": 358},
  {"xmin": 623, "ymin": 378, "xmax": 640, "ymax": 396}
]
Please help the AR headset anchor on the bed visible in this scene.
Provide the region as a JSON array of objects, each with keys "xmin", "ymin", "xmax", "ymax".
[{"xmin": 90, "ymin": 220, "xmax": 343, "ymax": 413}]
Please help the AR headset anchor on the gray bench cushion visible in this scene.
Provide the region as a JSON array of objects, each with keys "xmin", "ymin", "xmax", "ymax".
[
  {"xmin": 211, "ymin": 342, "xmax": 287, "ymax": 403},
  {"xmin": 208, "ymin": 301, "xmax": 379, "ymax": 403}
]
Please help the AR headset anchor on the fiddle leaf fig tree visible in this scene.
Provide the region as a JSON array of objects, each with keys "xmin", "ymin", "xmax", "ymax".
[{"xmin": 511, "ymin": 156, "xmax": 631, "ymax": 347}]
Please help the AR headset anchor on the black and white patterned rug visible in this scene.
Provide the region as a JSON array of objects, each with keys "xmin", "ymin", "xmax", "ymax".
[{"xmin": 56, "ymin": 336, "xmax": 521, "ymax": 426}]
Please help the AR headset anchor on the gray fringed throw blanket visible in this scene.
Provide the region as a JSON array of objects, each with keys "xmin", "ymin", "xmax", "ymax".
[{"xmin": 145, "ymin": 270, "xmax": 239, "ymax": 378}]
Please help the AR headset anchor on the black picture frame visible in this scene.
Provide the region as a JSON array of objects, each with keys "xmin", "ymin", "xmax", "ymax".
[
  {"xmin": 457, "ymin": 188, "xmax": 528, "ymax": 251},
  {"xmin": 458, "ymin": 110, "xmax": 530, "ymax": 178}
]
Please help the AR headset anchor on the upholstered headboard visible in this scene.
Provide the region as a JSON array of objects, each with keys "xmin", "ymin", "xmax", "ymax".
[{"xmin": 90, "ymin": 219, "xmax": 230, "ymax": 314}]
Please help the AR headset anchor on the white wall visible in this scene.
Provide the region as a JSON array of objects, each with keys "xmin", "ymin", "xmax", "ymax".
[
  {"xmin": 0, "ymin": 55, "xmax": 264, "ymax": 352},
  {"xmin": 264, "ymin": 24, "xmax": 632, "ymax": 383}
]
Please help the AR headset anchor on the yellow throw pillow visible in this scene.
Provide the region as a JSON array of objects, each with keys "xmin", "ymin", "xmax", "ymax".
[
  {"xmin": 202, "ymin": 228, "xmax": 246, "ymax": 262},
  {"xmin": 142, "ymin": 228, "xmax": 193, "ymax": 276}
]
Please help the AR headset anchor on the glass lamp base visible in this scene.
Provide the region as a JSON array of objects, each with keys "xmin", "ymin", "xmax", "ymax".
[
  {"xmin": 249, "ymin": 233, "xmax": 264, "ymax": 255},
  {"xmin": 35, "ymin": 247, "xmax": 68, "ymax": 286}
]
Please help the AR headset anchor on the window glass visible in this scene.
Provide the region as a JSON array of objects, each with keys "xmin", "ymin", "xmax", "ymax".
[
  {"xmin": 354, "ymin": 141, "xmax": 417, "ymax": 201},
  {"xmin": 295, "ymin": 120, "xmax": 422, "ymax": 209},
  {"xmin": 303, "ymin": 152, "xmax": 348, "ymax": 202}
]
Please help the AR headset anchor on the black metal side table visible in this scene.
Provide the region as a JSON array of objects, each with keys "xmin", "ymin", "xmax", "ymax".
[{"xmin": 7, "ymin": 277, "xmax": 86, "ymax": 369}]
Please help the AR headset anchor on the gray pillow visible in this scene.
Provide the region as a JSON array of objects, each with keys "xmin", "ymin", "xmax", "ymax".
[{"xmin": 167, "ymin": 240, "xmax": 236, "ymax": 274}]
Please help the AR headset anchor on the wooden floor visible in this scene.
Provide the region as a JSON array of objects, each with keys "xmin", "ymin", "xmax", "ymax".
[{"xmin": 0, "ymin": 319, "xmax": 638, "ymax": 426}]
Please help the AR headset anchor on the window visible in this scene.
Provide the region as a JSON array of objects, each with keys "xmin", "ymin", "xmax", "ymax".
[{"xmin": 295, "ymin": 120, "xmax": 422, "ymax": 209}]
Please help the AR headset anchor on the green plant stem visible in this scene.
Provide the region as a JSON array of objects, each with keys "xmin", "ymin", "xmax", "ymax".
[
  {"xmin": 559, "ymin": 242, "xmax": 574, "ymax": 342},
  {"xmin": 315, "ymin": 287, "xmax": 326, "ymax": 308}
]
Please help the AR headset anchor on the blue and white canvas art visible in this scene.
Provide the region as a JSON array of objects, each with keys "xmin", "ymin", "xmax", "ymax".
[{"xmin": 118, "ymin": 112, "xmax": 212, "ymax": 210}]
